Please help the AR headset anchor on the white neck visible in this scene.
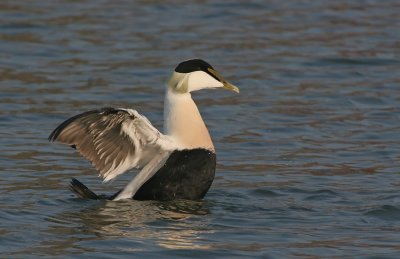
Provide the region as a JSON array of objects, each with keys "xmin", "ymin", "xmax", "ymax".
[{"xmin": 163, "ymin": 89, "xmax": 214, "ymax": 151}]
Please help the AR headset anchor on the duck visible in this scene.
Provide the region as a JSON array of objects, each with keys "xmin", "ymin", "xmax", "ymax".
[{"xmin": 49, "ymin": 59, "xmax": 239, "ymax": 201}]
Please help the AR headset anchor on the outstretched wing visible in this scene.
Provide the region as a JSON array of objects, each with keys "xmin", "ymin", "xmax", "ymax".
[{"xmin": 49, "ymin": 107, "xmax": 177, "ymax": 182}]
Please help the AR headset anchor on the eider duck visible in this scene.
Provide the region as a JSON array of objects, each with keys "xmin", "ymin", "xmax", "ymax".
[{"xmin": 49, "ymin": 59, "xmax": 239, "ymax": 201}]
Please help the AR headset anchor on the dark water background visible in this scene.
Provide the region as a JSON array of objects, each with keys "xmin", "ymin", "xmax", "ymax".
[{"xmin": 1, "ymin": 0, "xmax": 400, "ymax": 258}]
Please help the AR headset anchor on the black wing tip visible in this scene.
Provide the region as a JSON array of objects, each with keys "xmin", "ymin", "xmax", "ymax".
[
  {"xmin": 48, "ymin": 108, "xmax": 116, "ymax": 142},
  {"xmin": 48, "ymin": 128, "xmax": 58, "ymax": 142},
  {"xmin": 69, "ymin": 178, "xmax": 99, "ymax": 199}
]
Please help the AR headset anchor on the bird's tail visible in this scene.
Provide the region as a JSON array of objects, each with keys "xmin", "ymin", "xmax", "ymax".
[
  {"xmin": 69, "ymin": 178, "xmax": 100, "ymax": 199},
  {"xmin": 69, "ymin": 178, "xmax": 121, "ymax": 200}
]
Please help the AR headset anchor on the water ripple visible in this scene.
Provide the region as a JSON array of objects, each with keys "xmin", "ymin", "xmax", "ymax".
[
  {"xmin": 1, "ymin": 0, "xmax": 400, "ymax": 258},
  {"xmin": 365, "ymin": 205, "xmax": 400, "ymax": 221}
]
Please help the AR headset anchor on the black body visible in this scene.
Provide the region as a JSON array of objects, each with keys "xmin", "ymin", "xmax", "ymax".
[
  {"xmin": 70, "ymin": 149, "xmax": 216, "ymax": 201},
  {"xmin": 134, "ymin": 149, "xmax": 216, "ymax": 201}
]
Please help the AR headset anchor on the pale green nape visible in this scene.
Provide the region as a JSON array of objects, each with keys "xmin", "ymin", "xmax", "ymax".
[{"xmin": 167, "ymin": 72, "xmax": 189, "ymax": 94}]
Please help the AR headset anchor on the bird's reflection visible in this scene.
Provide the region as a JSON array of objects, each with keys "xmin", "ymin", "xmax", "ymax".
[{"xmin": 45, "ymin": 198, "xmax": 214, "ymax": 252}]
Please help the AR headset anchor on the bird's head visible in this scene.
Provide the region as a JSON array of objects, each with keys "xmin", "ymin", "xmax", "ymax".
[{"xmin": 167, "ymin": 59, "xmax": 239, "ymax": 94}]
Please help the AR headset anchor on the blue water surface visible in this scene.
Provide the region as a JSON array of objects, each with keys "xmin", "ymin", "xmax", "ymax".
[{"xmin": 1, "ymin": 1, "xmax": 400, "ymax": 258}]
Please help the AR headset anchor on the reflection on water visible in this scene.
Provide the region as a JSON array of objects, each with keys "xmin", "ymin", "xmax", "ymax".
[
  {"xmin": 44, "ymin": 199, "xmax": 213, "ymax": 254},
  {"xmin": 1, "ymin": 0, "xmax": 400, "ymax": 258}
]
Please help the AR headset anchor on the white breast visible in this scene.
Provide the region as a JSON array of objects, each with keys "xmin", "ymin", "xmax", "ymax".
[{"xmin": 164, "ymin": 90, "xmax": 214, "ymax": 151}]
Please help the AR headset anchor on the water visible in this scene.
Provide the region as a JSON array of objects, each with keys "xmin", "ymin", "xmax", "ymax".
[{"xmin": 1, "ymin": 0, "xmax": 400, "ymax": 258}]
